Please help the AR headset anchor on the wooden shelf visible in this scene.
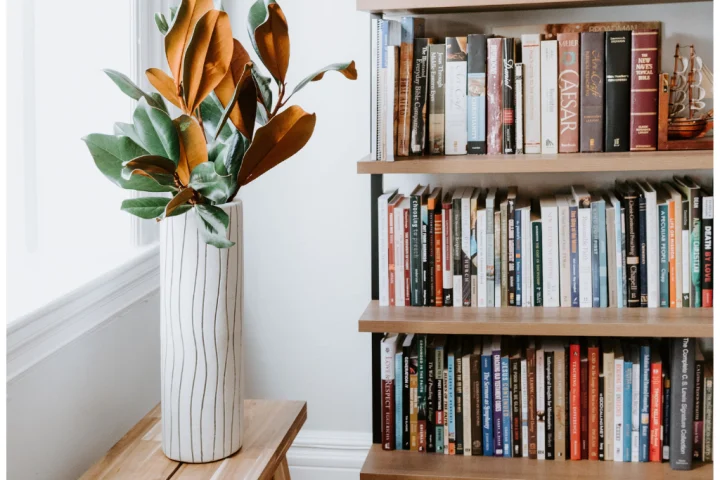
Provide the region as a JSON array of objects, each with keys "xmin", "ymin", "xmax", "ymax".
[
  {"xmin": 357, "ymin": 151, "xmax": 713, "ymax": 175},
  {"xmin": 357, "ymin": 0, "xmax": 709, "ymax": 14},
  {"xmin": 360, "ymin": 445, "xmax": 713, "ymax": 479},
  {"xmin": 358, "ymin": 301, "xmax": 713, "ymax": 337}
]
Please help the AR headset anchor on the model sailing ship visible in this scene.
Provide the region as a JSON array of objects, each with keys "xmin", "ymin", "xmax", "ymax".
[{"xmin": 668, "ymin": 44, "xmax": 714, "ymax": 139}]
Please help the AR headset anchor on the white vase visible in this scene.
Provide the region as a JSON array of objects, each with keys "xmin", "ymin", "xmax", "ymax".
[{"xmin": 159, "ymin": 200, "xmax": 243, "ymax": 463}]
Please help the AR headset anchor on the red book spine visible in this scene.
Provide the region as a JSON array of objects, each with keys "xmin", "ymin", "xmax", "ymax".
[
  {"xmin": 558, "ymin": 33, "xmax": 580, "ymax": 153},
  {"xmin": 588, "ymin": 346, "xmax": 599, "ymax": 460},
  {"xmin": 629, "ymin": 30, "xmax": 659, "ymax": 151},
  {"xmin": 649, "ymin": 359, "xmax": 663, "ymax": 462},
  {"xmin": 404, "ymin": 209, "xmax": 411, "ymax": 306},
  {"xmin": 486, "ymin": 38, "xmax": 503, "ymax": 154},
  {"xmin": 580, "ymin": 355, "xmax": 589, "ymax": 460},
  {"xmin": 434, "ymin": 211, "xmax": 443, "ymax": 306},
  {"xmin": 570, "ymin": 343, "xmax": 581, "ymax": 460},
  {"xmin": 388, "ymin": 203, "xmax": 397, "ymax": 306}
]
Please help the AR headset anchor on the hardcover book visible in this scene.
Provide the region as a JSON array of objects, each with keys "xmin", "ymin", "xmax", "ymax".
[
  {"xmin": 386, "ymin": 45, "xmax": 400, "ymax": 161},
  {"xmin": 521, "ymin": 34, "xmax": 542, "ymax": 154},
  {"xmin": 527, "ymin": 340, "xmax": 538, "ymax": 459},
  {"xmin": 579, "ymin": 32, "xmax": 605, "ymax": 152},
  {"xmin": 572, "ymin": 186, "xmax": 592, "ymax": 308},
  {"xmin": 397, "ymin": 18, "xmax": 425, "ymax": 156},
  {"xmin": 467, "ymin": 34, "xmax": 487, "ymax": 154},
  {"xmin": 442, "ymin": 191, "xmax": 454, "ymax": 306},
  {"xmin": 545, "ymin": 350, "xmax": 555, "ymax": 460},
  {"xmin": 536, "ymin": 346, "xmax": 546, "ymax": 459},
  {"xmin": 602, "ymin": 341, "xmax": 615, "ymax": 462},
  {"xmin": 501, "ymin": 350, "xmax": 512, "ymax": 457},
  {"xmin": 568, "ymin": 196, "xmax": 580, "ymax": 307},
  {"xmin": 556, "ymin": 195, "xmax": 571, "ymax": 307},
  {"xmin": 701, "ymin": 191, "xmax": 713, "ymax": 307},
  {"xmin": 693, "ymin": 350, "xmax": 705, "ymax": 461},
  {"xmin": 639, "ymin": 344, "xmax": 651, "ymax": 462},
  {"xmin": 540, "ymin": 40, "xmax": 558, "ymax": 154},
  {"xmin": 670, "ymin": 338, "xmax": 695, "ymax": 470},
  {"xmin": 604, "ymin": 31, "xmax": 631, "ymax": 152},
  {"xmin": 635, "ymin": 181, "xmax": 659, "ymax": 308},
  {"xmin": 481, "ymin": 338, "xmax": 494, "ymax": 456},
  {"xmin": 410, "ymin": 185, "xmax": 428, "ymax": 306},
  {"xmin": 409, "ymin": 341, "xmax": 419, "ymax": 450},
  {"xmin": 502, "ymin": 38, "xmax": 516, "ymax": 154},
  {"xmin": 649, "ymin": 348, "xmax": 662, "ymax": 462},
  {"xmin": 486, "ymin": 189, "xmax": 497, "ymax": 306},
  {"xmin": 492, "ymin": 336, "xmax": 503, "ymax": 456},
  {"xmin": 427, "ymin": 338, "xmax": 436, "ymax": 452},
  {"xmin": 540, "ymin": 196, "xmax": 560, "ymax": 307},
  {"xmin": 487, "ymin": 37, "xmax": 503, "ymax": 154},
  {"xmin": 410, "ymin": 38, "xmax": 434, "ymax": 155},
  {"xmin": 515, "ymin": 64, "xmax": 524, "ymax": 153},
  {"xmin": 617, "ymin": 182, "xmax": 641, "ymax": 307},
  {"xmin": 629, "ymin": 30, "xmax": 659, "ymax": 151},
  {"xmin": 428, "ymin": 44, "xmax": 446, "ymax": 155},
  {"xmin": 402, "ymin": 334, "xmax": 414, "ymax": 449},
  {"xmin": 511, "ymin": 352, "xmax": 522, "ymax": 456},
  {"xmin": 507, "ymin": 188, "xmax": 518, "ymax": 306},
  {"xmin": 470, "ymin": 349, "xmax": 482, "ymax": 455},
  {"xmin": 557, "ymin": 33, "xmax": 580, "ymax": 153},
  {"xmin": 445, "ymin": 37, "xmax": 468, "ymax": 155},
  {"xmin": 589, "ymin": 342, "xmax": 600, "ymax": 460},
  {"xmin": 417, "ymin": 335, "xmax": 428, "ymax": 452},
  {"xmin": 452, "ymin": 188, "xmax": 465, "ymax": 307},
  {"xmin": 381, "ymin": 334, "xmax": 399, "ymax": 450},
  {"xmin": 428, "ymin": 188, "xmax": 442, "ymax": 306},
  {"xmin": 435, "ymin": 336, "xmax": 446, "ymax": 452}
]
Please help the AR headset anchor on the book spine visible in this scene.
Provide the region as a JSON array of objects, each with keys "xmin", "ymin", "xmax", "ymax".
[
  {"xmin": 410, "ymin": 194, "xmax": 423, "ymax": 305},
  {"xmin": 388, "ymin": 202, "xmax": 397, "ymax": 306},
  {"xmin": 632, "ymin": 352, "xmax": 640, "ymax": 462},
  {"xmin": 693, "ymin": 360, "xmax": 704, "ymax": 460},
  {"xmin": 522, "ymin": 34, "xmax": 542, "ymax": 153},
  {"xmin": 467, "ymin": 34, "xmax": 487, "ymax": 155},
  {"xmin": 599, "ymin": 204, "xmax": 608, "ymax": 307},
  {"xmin": 580, "ymin": 32, "xmax": 605, "ymax": 152},
  {"xmin": 442, "ymin": 204, "xmax": 453, "ymax": 306},
  {"xmin": 463, "ymin": 355, "xmax": 472, "ymax": 455},
  {"xmin": 521, "ymin": 358, "xmax": 529, "ymax": 457},
  {"xmin": 371, "ymin": 19, "xmax": 381, "ymax": 160},
  {"xmin": 422, "ymin": 203, "xmax": 430, "ymax": 306},
  {"xmin": 456, "ymin": 352, "xmax": 464, "ymax": 454},
  {"xmin": 397, "ymin": 18, "xmax": 424, "ymax": 156},
  {"xmin": 621, "ymin": 208, "xmax": 628, "ymax": 307},
  {"xmin": 448, "ymin": 353, "xmax": 456, "ymax": 453},
  {"xmin": 428, "ymin": 45, "xmax": 446, "ymax": 155},
  {"xmin": 471, "ymin": 355, "xmax": 482, "ymax": 455},
  {"xmin": 703, "ymin": 374, "xmax": 713, "ymax": 462},
  {"xmin": 462, "ymin": 196, "xmax": 472, "ymax": 307},
  {"xmin": 592, "ymin": 204, "xmax": 601, "ymax": 307},
  {"xmin": 540, "ymin": 40, "xmax": 558, "ymax": 154},
  {"xmin": 495, "ymin": 211, "xmax": 502, "ymax": 306},
  {"xmin": 533, "ymin": 221, "xmax": 543, "ymax": 306},
  {"xmin": 681, "ymin": 199, "xmax": 690, "ymax": 307},
  {"xmin": 554, "ymin": 347, "xmax": 566, "ymax": 461},
  {"xmin": 482, "ymin": 355, "xmax": 494, "ymax": 456},
  {"xmin": 410, "ymin": 39, "xmax": 431, "ymax": 155},
  {"xmin": 629, "ymin": 30, "xmax": 659, "ymax": 151},
  {"xmin": 614, "ymin": 357, "xmax": 624, "ymax": 462},
  {"xmin": 558, "ymin": 203, "xmax": 571, "ymax": 306},
  {"xmin": 381, "ymin": 339, "xmax": 396, "ymax": 450},
  {"xmin": 444, "ymin": 367, "xmax": 450, "ymax": 453},
  {"xmin": 427, "ymin": 344, "xmax": 436, "ymax": 452},
  {"xmin": 435, "ymin": 210, "xmax": 444, "ymax": 306},
  {"xmin": 557, "ymin": 33, "xmax": 580, "ymax": 153},
  {"xmin": 453, "ymin": 196, "xmax": 463, "ymax": 307},
  {"xmin": 404, "ymin": 208, "xmax": 411, "ymax": 306},
  {"xmin": 604, "ymin": 31, "xmax": 631, "ymax": 152},
  {"xmin": 515, "ymin": 64, "xmax": 524, "ymax": 153},
  {"xmin": 603, "ymin": 352, "xmax": 615, "ymax": 461},
  {"xmin": 410, "ymin": 365, "xmax": 418, "ymax": 450},
  {"xmin": 403, "ymin": 349, "xmax": 411, "ymax": 449},
  {"xmin": 502, "ymin": 356, "xmax": 512, "ymax": 457},
  {"xmin": 501, "ymin": 206, "xmax": 509, "ymax": 306},
  {"xmin": 545, "ymin": 351, "xmax": 555, "ymax": 459},
  {"xmin": 542, "ymin": 205, "xmax": 560, "ymax": 307},
  {"xmin": 702, "ymin": 196, "xmax": 713, "ymax": 307},
  {"xmin": 616, "ymin": 203, "xmax": 625, "ymax": 308},
  {"xmin": 508, "ymin": 199, "xmax": 516, "ymax": 305},
  {"xmin": 395, "ymin": 352, "xmax": 403, "ymax": 450},
  {"xmin": 418, "ymin": 336, "xmax": 427, "ymax": 452},
  {"xmin": 444, "ymin": 37, "xmax": 468, "ymax": 155},
  {"xmin": 428, "ymin": 205, "xmax": 436, "ymax": 306},
  {"xmin": 493, "ymin": 348, "xmax": 503, "ymax": 455},
  {"xmin": 649, "ymin": 358, "xmax": 662, "ymax": 462},
  {"xmin": 436, "ymin": 347, "xmax": 445, "ymax": 453},
  {"xmin": 624, "ymin": 358, "xmax": 633, "ymax": 462},
  {"xmin": 570, "ymin": 343, "xmax": 581, "ymax": 460},
  {"xmin": 671, "ymin": 197, "xmax": 681, "ymax": 308},
  {"xmin": 537, "ymin": 349, "xmax": 546, "ymax": 459},
  {"xmin": 670, "ymin": 338, "xmax": 695, "ymax": 470},
  {"xmin": 387, "ymin": 46, "xmax": 399, "ymax": 161},
  {"xmin": 659, "ymin": 205, "xmax": 669, "ymax": 307},
  {"xmin": 514, "ymin": 209, "xmax": 523, "ymax": 306},
  {"xmin": 663, "ymin": 371, "xmax": 671, "ymax": 461},
  {"xmin": 394, "ymin": 207, "xmax": 405, "ymax": 306},
  {"xmin": 625, "ymin": 194, "xmax": 641, "ymax": 307},
  {"xmin": 589, "ymin": 346, "xmax": 600, "ymax": 460},
  {"xmin": 478, "ymin": 210, "xmax": 487, "ymax": 307},
  {"xmin": 569, "ymin": 205, "xmax": 580, "ymax": 307},
  {"xmin": 599, "ymin": 375, "xmax": 605, "ymax": 460},
  {"xmin": 502, "ymin": 38, "xmax": 516, "ymax": 154},
  {"xmin": 486, "ymin": 38, "xmax": 503, "ymax": 154},
  {"xmin": 528, "ymin": 347, "xmax": 537, "ymax": 459},
  {"xmin": 639, "ymin": 346, "xmax": 651, "ymax": 462},
  {"xmin": 646, "ymin": 190, "xmax": 659, "ymax": 309},
  {"xmin": 578, "ymin": 207, "xmax": 593, "ymax": 308},
  {"xmin": 512, "ymin": 358, "xmax": 522, "ymax": 456},
  {"xmin": 639, "ymin": 197, "xmax": 648, "ymax": 307},
  {"xmin": 581, "ymin": 355, "xmax": 589, "ymax": 459},
  {"xmin": 487, "ymin": 199, "xmax": 495, "ymax": 307}
]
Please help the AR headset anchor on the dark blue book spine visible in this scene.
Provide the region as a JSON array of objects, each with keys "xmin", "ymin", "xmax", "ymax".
[
  {"xmin": 592, "ymin": 202, "xmax": 601, "ymax": 307},
  {"xmin": 570, "ymin": 204, "xmax": 580, "ymax": 307},
  {"xmin": 482, "ymin": 354, "xmax": 494, "ymax": 456},
  {"xmin": 493, "ymin": 349, "xmax": 503, "ymax": 455},
  {"xmin": 623, "ymin": 359, "xmax": 633, "ymax": 461},
  {"xmin": 638, "ymin": 196, "xmax": 648, "ymax": 307},
  {"xmin": 515, "ymin": 209, "xmax": 523, "ymax": 306},
  {"xmin": 639, "ymin": 345, "xmax": 651, "ymax": 461},
  {"xmin": 501, "ymin": 356, "xmax": 512, "ymax": 457}
]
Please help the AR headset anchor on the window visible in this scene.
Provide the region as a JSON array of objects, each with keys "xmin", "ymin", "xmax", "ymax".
[{"xmin": 6, "ymin": 0, "xmax": 162, "ymax": 321}]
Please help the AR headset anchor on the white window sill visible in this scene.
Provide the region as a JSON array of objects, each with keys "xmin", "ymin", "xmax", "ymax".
[{"xmin": 7, "ymin": 244, "xmax": 161, "ymax": 381}]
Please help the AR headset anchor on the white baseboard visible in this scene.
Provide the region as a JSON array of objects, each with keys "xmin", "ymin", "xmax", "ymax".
[{"xmin": 287, "ymin": 429, "xmax": 371, "ymax": 477}]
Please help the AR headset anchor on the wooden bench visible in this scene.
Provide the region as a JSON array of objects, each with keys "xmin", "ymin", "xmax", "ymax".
[{"xmin": 81, "ymin": 399, "xmax": 307, "ymax": 480}]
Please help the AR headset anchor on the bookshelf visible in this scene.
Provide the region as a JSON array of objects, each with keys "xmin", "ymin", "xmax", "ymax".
[{"xmin": 359, "ymin": 1, "xmax": 713, "ymax": 478}]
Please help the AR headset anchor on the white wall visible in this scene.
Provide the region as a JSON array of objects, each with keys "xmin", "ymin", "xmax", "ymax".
[{"xmin": 7, "ymin": 293, "xmax": 161, "ymax": 480}]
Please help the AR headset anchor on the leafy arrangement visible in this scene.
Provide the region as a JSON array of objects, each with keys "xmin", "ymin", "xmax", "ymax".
[{"xmin": 83, "ymin": 0, "xmax": 356, "ymax": 247}]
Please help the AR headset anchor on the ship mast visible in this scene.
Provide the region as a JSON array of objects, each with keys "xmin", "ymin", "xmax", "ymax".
[{"xmin": 688, "ymin": 45, "xmax": 696, "ymax": 119}]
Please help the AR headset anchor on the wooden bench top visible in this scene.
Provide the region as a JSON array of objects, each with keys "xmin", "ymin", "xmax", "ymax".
[{"xmin": 81, "ymin": 399, "xmax": 307, "ymax": 480}]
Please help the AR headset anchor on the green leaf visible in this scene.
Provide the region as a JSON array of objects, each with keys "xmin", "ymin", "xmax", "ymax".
[
  {"xmin": 166, "ymin": 204, "xmax": 192, "ymax": 218},
  {"xmin": 113, "ymin": 122, "xmax": 144, "ymax": 148},
  {"xmin": 103, "ymin": 69, "xmax": 164, "ymax": 110},
  {"xmin": 121, "ymin": 197, "xmax": 170, "ymax": 219},
  {"xmin": 208, "ymin": 140, "xmax": 228, "ymax": 165},
  {"xmin": 149, "ymin": 93, "xmax": 169, "ymax": 114},
  {"xmin": 246, "ymin": 0, "xmax": 268, "ymax": 62},
  {"xmin": 155, "ymin": 12, "xmax": 169, "ymax": 35},
  {"xmin": 199, "ymin": 93, "xmax": 234, "ymax": 142},
  {"xmin": 133, "ymin": 97, "xmax": 180, "ymax": 163},
  {"xmin": 196, "ymin": 204, "xmax": 234, "ymax": 248},
  {"xmin": 189, "ymin": 161, "xmax": 232, "ymax": 204},
  {"xmin": 251, "ymin": 64, "xmax": 273, "ymax": 114},
  {"xmin": 165, "ymin": 187, "xmax": 196, "ymax": 217},
  {"xmin": 83, "ymin": 133, "xmax": 175, "ymax": 193},
  {"xmin": 255, "ymin": 103, "xmax": 268, "ymax": 126},
  {"xmin": 169, "ymin": 5, "xmax": 179, "ymax": 22},
  {"xmin": 223, "ymin": 130, "xmax": 246, "ymax": 184},
  {"xmin": 289, "ymin": 61, "xmax": 358, "ymax": 97}
]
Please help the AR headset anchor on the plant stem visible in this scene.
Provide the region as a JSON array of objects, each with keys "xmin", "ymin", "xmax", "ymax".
[
  {"xmin": 196, "ymin": 107, "xmax": 207, "ymax": 142},
  {"xmin": 270, "ymin": 82, "xmax": 286, "ymax": 118}
]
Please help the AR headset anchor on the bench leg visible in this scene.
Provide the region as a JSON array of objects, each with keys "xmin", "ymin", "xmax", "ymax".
[{"xmin": 273, "ymin": 457, "xmax": 291, "ymax": 480}]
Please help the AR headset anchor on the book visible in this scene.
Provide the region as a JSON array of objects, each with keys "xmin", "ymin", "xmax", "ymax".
[
  {"xmin": 602, "ymin": 341, "xmax": 615, "ymax": 461},
  {"xmin": 427, "ymin": 337, "xmax": 436, "ymax": 452},
  {"xmin": 511, "ymin": 350, "xmax": 522, "ymax": 456},
  {"xmin": 639, "ymin": 344, "xmax": 651, "ymax": 462},
  {"xmin": 599, "ymin": 369, "xmax": 605, "ymax": 460},
  {"xmin": 659, "ymin": 199, "xmax": 669, "ymax": 307},
  {"xmin": 428, "ymin": 44, "xmax": 446, "ymax": 155},
  {"xmin": 663, "ymin": 366, "xmax": 671, "ymax": 461},
  {"xmin": 495, "ymin": 210, "xmax": 502, "ymax": 307},
  {"xmin": 663, "ymin": 183, "xmax": 683, "ymax": 308},
  {"xmin": 417, "ymin": 335, "xmax": 428, "ymax": 452},
  {"xmin": 589, "ymin": 341, "xmax": 600, "ymax": 460},
  {"xmin": 572, "ymin": 186, "xmax": 592, "ymax": 308},
  {"xmin": 524, "ymin": 207, "xmax": 534, "ymax": 307},
  {"xmin": 703, "ymin": 364, "xmax": 713, "ymax": 462},
  {"xmin": 623, "ymin": 347, "xmax": 633, "ymax": 462},
  {"xmin": 379, "ymin": 190, "xmax": 398, "ymax": 306},
  {"xmin": 455, "ymin": 340, "xmax": 465, "ymax": 454},
  {"xmin": 371, "ymin": 19, "xmax": 387, "ymax": 160},
  {"xmin": 470, "ymin": 347, "xmax": 482, "ymax": 455},
  {"xmin": 434, "ymin": 200, "xmax": 444, "ymax": 307},
  {"xmin": 447, "ymin": 338, "xmax": 456, "ymax": 454},
  {"xmin": 670, "ymin": 338, "xmax": 695, "ymax": 470},
  {"xmin": 532, "ymin": 212, "xmax": 543, "ymax": 306},
  {"xmin": 500, "ymin": 193, "xmax": 509, "ymax": 307},
  {"xmin": 381, "ymin": 333, "xmax": 399, "ymax": 450},
  {"xmin": 701, "ymin": 190, "xmax": 713, "ymax": 307},
  {"xmin": 506, "ymin": 188, "xmax": 518, "ymax": 306},
  {"xmin": 617, "ymin": 182, "xmax": 641, "ymax": 307},
  {"xmin": 444, "ymin": 37, "xmax": 468, "ymax": 155},
  {"xmin": 635, "ymin": 181, "xmax": 659, "ymax": 308},
  {"xmin": 502, "ymin": 38, "xmax": 516, "ymax": 154},
  {"xmin": 410, "ymin": 38, "xmax": 434, "ymax": 155},
  {"xmin": 638, "ymin": 193, "xmax": 648, "ymax": 308},
  {"xmin": 649, "ymin": 348, "xmax": 663, "ymax": 462},
  {"xmin": 486, "ymin": 188, "xmax": 497, "ymax": 307},
  {"xmin": 553, "ymin": 342, "xmax": 567, "ymax": 461},
  {"xmin": 386, "ymin": 45, "xmax": 400, "ymax": 161},
  {"xmin": 579, "ymin": 32, "xmax": 604, "ymax": 152},
  {"xmin": 462, "ymin": 351, "xmax": 472, "ymax": 455},
  {"xmin": 514, "ymin": 203, "xmax": 524, "ymax": 306},
  {"xmin": 605, "ymin": 191, "xmax": 625, "ymax": 308},
  {"xmin": 397, "ymin": 17, "xmax": 425, "ymax": 157},
  {"xmin": 410, "ymin": 342, "xmax": 419, "ymax": 450},
  {"xmin": 428, "ymin": 188, "xmax": 442, "ymax": 307},
  {"xmin": 536, "ymin": 344, "xmax": 546, "ymax": 460},
  {"xmin": 604, "ymin": 31, "xmax": 631, "ymax": 152},
  {"xmin": 467, "ymin": 34, "xmax": 487, "ymax": 155},
  {"xmin": 501, "ymin": 347, "xmax": 512, "ymax": 457},
  {"xmin": 470, "ymin": 189, "xmax": 483, "ymax": 307},
  {"xmin": 522, "ymin": 34, "xmax": 542, "ymax": 154},
  {"xmin": 402, "ymin": 334, "xmax": 414, "ymax": 449},
  {"xmin": 540, "ymin": 40, "xmax": 558, "ymax": 154},
  {"xmin": 395, "ymin": 345, "xmax": 404, "ymax": 450},
  {"xmin": 527, "ymin": 340, "xmax": 538, "ymax": 459},
  {"xmin": 539, "ymin": 196, "xmax": 559, "ymax": 307},
  {"xmin": 568, "ymin": 195, "xmax": 580, "ymax": 307},
  {"xmin": 613, "ymin": 345, "xmax": 625, "ymax": 462},
  {"xmin": 477, "ymin": 206, "xmax": 487, "ymax": 307},
  {"xmin": 545, "ymin": 349, "xmax": 555, "ymax": 459},
  {"xmin": 462, "ymin": 188, "xmax": 475, "ymax": 306},
  {"xmin": 422, "ymin": 187, "xmax": 430, "ymax": 306},
  {"xmin": 693, "ymin": 349, "xmax": 705, "ymax": 460},
  {"xmin": 580, "ymin": 347, "xmax": 588, "ymax": 459},
  {"xmin": 481, "ymin": 338, "xmax": 495, "ymax": 456},
  {"xmin": 452, "ymin": 188, "xmax": 465, "ymax": 307},
  {"xmin": 389, "ymin": 194, "xmax": 404, "ymax": 306},
  {"xmin": 410, "ymin": 185, "xmax": 428, "ymax": 306},
  {"xmin": 487, "ymin": 37, "xmax": 503, "ymax": 155},
  {"xmin": 629, "ymin": 30, "xmax": 659, "ymax": 151},
  {"xmin": 631, "ymin": 346, "xmax": 640, "ymax": 462},
  {"xmin": 606, "ymin": 198, "xmax": 618, "ymax": 307},
  {"xmin": 492, "ymin": 336, "xmax": 503, "ymax": 456},
  {"xmin": 492, "ymin": 21, "xmax": 662, "ymax": 40},
  {"xmin": 395, "ymin": 198, "xmax": 410, "ymax": 306},
  {"xmin": 590, "ymin": 194, "xmax": 606, "ymax": 307},
  {"xmin": 570, "ymin": 340, "xmax": 581, "ymax": 460},
  {"xmin": 557, "ymin": 33, "xmax": 580, "ymax": 153},
  {"xmin": 674, "ymin": 176, "xmax": 702, "ymax": 307},
  {"xmin": 515, "ymin": 63, "xmax": 524, "ymax": 154},
  {"xmin": 435, "ymin": 336, "xmax": 447, "ymax": 452},
  {"xmin": 444, "ymin": 366, "xmax": 450, "ymax": 453},
  {"xmin": 556, "ymin": 195, "xmax": 571, "ymax": 307},
  {"xmin": 442, "ymin": 191, "xmax": 454, "ymax": 306}
]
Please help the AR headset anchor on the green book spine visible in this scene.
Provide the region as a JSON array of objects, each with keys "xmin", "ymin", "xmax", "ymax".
[
  {"xmin": 533, "ymin": 221, "xmax": 543, "ymax": 306},
  {"xmin": 418, "ymin": 335, "xmax": 427, "ymax": 451},
  {"xmin": 411, "ymin": 193, "xmax": 423, "ymax": 305},
  {"xmin": 659, "ymin": 204, "xmax": 669, "ymax": 307}
]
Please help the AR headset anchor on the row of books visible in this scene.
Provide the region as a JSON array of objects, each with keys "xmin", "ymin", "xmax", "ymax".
[
  {"xmin": 380, "ymin": 333, "xmax": 713, "ymax": 470},
  {"xmin": 370, "ymin": 18, "xmax": 660, "ymax": 160},
  {"xmin": 378, "ymin": 177, "xmax": 713, "ymax": 308}
]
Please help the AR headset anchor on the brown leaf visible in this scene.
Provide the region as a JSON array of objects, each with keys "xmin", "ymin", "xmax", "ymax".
[
  {"xmin": 238, "ymin": 105, "xmax": 316, "ymax": 186},
  {"xmin": 313, "ymin": 61, "xmax": 358, "ymax": 81},
  {"xmin": 165, "ymin": 187, "xmax": 196, "ymax": 217},
  {"xmin": 215, "ymin": 40, "xmax": 256, "ymax": 137},
  {"xmin": 164, "ymin": 0, "xmax": 213, "ymax": 86},
  {"xmin": 146, "ymin": 68, "xmax": 184, "ymax": 110},
  {"xmin": 124, "ymin": 155, "xmax": 177, "ymax": 175},
  {"xmin": 182, "ymin": 10, "xmax": 233, "ymax": 114},
  {"xmin": 215, "ymin": 62, "xmax": 257, "ymax": 140},
  {"xmin": 254, "ymin": 3, "xmax": 289, "ymax": 84},
  {"xmin": 173, "ymin": 115, "xmax": 208, "ymax": 186}
]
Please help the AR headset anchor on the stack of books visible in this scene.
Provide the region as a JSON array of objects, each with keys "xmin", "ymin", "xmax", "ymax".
[
  {"xmin": 379, "ymin": 334, "xmax": 713, "ymax": 470},
  {"xmin": 371, "ymin": 19, "xmax": 661, "ymax": 160},
  {"xmin": 378, "ymin": 178, "xmax": 713, "ymax": 308}
]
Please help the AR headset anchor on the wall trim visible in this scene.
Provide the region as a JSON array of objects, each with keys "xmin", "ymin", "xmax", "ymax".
[
  {"xmin": 287, "ymin": 430, "xmax": 371, "ymax": 471},
  {"xmin": 7, "ymin": 245, "xmax": 161, "ymax": 382}
]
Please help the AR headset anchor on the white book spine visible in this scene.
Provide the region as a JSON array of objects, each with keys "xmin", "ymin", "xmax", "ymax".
[
  {"xmin": 631, "ymin": 360, "xmax": 640, "ymax": 462},
  {"xmin": 444, "ymin": 57, "xmax": 467, "ymax": 155},
  {"xmin": 578, "ymin": 208, "xmax": 592, "ymax": 307},
  {"xmin": 521, "ymin": 358, "xmax": 529, "ymax": 457},
  {"xmin": 536, "ymin": 349, "xmax": 546, "ymax": 459},
  {"xmin": 379, "ymin": 62, "xmax": 388, "ymax": 161},
  {"xmin": 494, "ymin": 212, "xmax": 502, "ymax": 307},
  {"xmin": 557, "ymin": 201, "xmax": 571, "ymax": 306},
  {"xmin": 486, "ymin": 197, "xmax": 495, "ymax": 307},
  {"xmin": 462, "ymin": 196, "xmax": 471, "ymax": 307},
  {"xmin": 515, "ymin": 64, "xmax": 524, "ymax": 153},
  {"xmin": 378, "ymin": 194, "xmax": 391, "ymax": 306},
  {"xmin": 478, "ymin": 210, "xmax": 487, "ymax": 307},
  {"xmin": 682, "ymin": 228, "xmax": 690, "ymax": 304},
  {"xmin": 386, "ymin": 46, "xmax": 399, "ymax": 162},
  {"xmin": 540, "ymin": 40, "xmax": 558, "ymax": 154},
  {"xmin": 394, "ymin": 208, "xmax": 405, "ymax": 306},
  {"xmin": 614, "ymin": 358, "xmax": 624, "ymax": 462},
  {"xmin": 645, "ymin": 191, "xmax": 659, "ymax": 308},
  {"xmin": 542, "ymin": 204, "xmax": 561, "ymax": 307},
  {"xmin": 607, "ymin": 209, "xmax": 618, "ymax": 308},
  {"xmin": 522, "ymin": 34, "xmax": 541, "ymax": 154},
  {"xmin": 614, "ymin": 201, "xmax": 624, "ymax": 308},
  {"xmin": 463, "ymin": 356, "xmax": 472, "ymax": 455},
  {"xmin": 524, "ymin": 211, "xmax": 533, "ymax": 307}
]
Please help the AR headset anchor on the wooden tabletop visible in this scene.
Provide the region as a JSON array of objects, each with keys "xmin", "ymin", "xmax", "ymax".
[{"xmin": 81, "ymin": 399, "xmax": 307, "ymax": 480}]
